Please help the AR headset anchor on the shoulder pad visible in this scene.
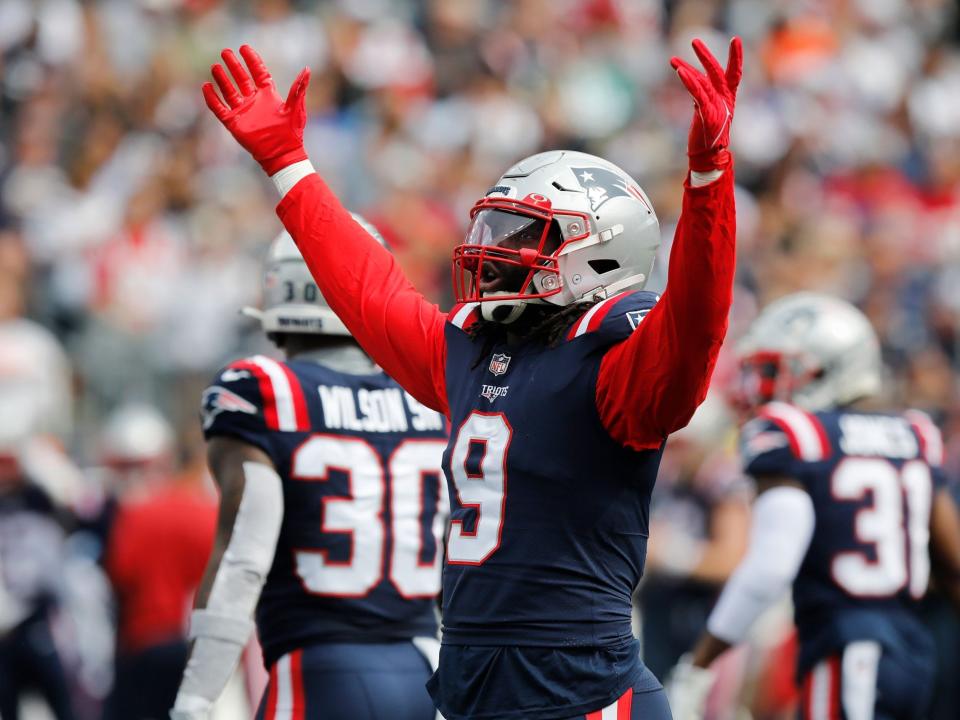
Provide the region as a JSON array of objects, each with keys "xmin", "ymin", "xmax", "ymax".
[
  {"xmin": 447, "ymin": 303, "xmax": 480, "ymax": 333},
  {"xmin": 904, "ymin": 409, "xmax": 944, "ymax": 467},
  {"xmin": 756, "ymin": 402, "xmax": 831, "ymax": 462},
  {"xmin": 739, "ymin": 415, "xmax": 795, "ymax": 477},
  {"xmin": 201, "ymin": 355, "xmax": 310, "ymax": 436},
  {"xmin": 565, "ymin": 290, "xmax": 659, "ymax": 342}
]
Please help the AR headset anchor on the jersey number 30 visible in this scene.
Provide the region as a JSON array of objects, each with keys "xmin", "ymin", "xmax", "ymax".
[
  {"xmin": 831, "ymin": 458, "xmax": 932, "ymax": 598},
  {"xmin": 291, "ymin": 436, "xmax": 448, "ymax": 598}
]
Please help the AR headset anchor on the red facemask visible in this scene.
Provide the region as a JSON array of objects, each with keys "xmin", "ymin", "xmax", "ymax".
[
  {"xmin": 735, "ymin": 351, "xmax": 821, "ymax": 412},
  {"xmin": 452, "ymin": 193, "xmax": 591, "ymax": 305}
]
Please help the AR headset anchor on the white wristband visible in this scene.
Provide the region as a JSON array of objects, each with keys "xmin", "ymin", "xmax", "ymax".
[
  {"xmin": 690, "ymin": 168, "xmax": 724, "ymax": 187},
  {"xmin": 271, "ymin": 160, "xmax": 315, "ymax": 198}
]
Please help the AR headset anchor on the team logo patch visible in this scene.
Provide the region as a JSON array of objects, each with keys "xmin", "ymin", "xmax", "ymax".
[
  {"xmin": 200, "ymin": 386, "xmax": 258, "ymax": 430},
  {"xmin": 742, "ymin": 430, "xmax": 790, "ymax": 460},
  {"xmin": 480, "ymin": 384, "xmax": 509, "ymax": 403},
  {"xmin": 626, "ymin": 309, "xmax": 650, "ymax": 330},
  {"xmin": 488, "ymin": 353, "xmax": 511, "ymax": 376},
  {"xmin": 220, "ymin": 368, "xmax": 251, "ymax": 382},
  {"xmin": 572, "ymin": 166, "xmax": 637, "ymax": 211}
]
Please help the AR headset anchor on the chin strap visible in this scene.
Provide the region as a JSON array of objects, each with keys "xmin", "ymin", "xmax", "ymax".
[
  {"xmin": 479, "ymin": 286, "xmax": 562, "ymax": 324},
  {"xmin": 480, "ymin": 300, "xmax": 527, "ymax": 324}
]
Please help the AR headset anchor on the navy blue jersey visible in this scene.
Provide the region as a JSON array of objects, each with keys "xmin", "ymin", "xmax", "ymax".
[
  {"xmin": 433, "ymin": 291, "xmax": 662, "ymax": 718},
  {"xmin": 740, "ymin": 402, "xmax": 946, "ymax": 679},
  {"xmin": 201, "ymin": 355, "xmax": 448, "ymax": 668}
]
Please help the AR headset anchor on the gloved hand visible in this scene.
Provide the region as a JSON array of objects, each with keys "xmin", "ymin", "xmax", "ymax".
[
  {"xmin": 666, "ymin": 656, "xmax": 715, "ymax": 720},
  {"xmin": 671, "ymin": 37, "xmax": 742, "ymax": 172},
  {"xmin": 202, "ymin": 45, "xmax": 310, "ymax": 176}
]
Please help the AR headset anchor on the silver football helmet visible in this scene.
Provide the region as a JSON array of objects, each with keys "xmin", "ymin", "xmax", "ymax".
[
  {"xmin": 737, "ymin": 292, "xmax": 883, "ymax": 412},
  {"xmin": 453, "ymin": 150, "xmax": 660, "ymax": 323},
  {"xmin": 244, "ymin": 214, "xmax": 388, "ymax": 337}
]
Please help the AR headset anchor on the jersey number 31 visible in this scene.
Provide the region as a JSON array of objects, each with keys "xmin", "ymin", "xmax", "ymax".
[{"xmin": 832, "ymin": 458, "xmax": 932, "ymax": 598}]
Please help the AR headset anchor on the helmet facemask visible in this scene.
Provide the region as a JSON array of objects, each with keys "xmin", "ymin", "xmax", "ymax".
[
  {"xmin": 736, "ymin": 350, "xmax": 824, "ymax": 412},
  {"xmin": 453, "ymin": 194, "xmax": 588, "ymax": 324},
  {"xmin": 453, "ymin": 151, "xmax": 661, "ymax": 325}
]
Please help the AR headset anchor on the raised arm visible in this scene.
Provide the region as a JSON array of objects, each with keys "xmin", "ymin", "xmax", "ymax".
[
  {"xmin": 596, "ymin": 38, "xmax": 740, "ymax": 450},
  {"xmin": 202, "ymin": 46, "xmax": 448, "ymax": 413},
  {"xmin": 275, "ymin": 172, "xmax": 448, "ymax": 413}
]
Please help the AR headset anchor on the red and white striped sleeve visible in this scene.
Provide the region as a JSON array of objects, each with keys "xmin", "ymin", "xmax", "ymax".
[
  {"xmin": 738, "ymin": 402, "xmax": 830, "ymax": 480},
  {"xmin": 759, "ymin": 402, "xmax": 831, "ymax": 463},
  {"xmin": 200, "ymin": 356, "xmax": 314, "ymax": 459},
  {"xmin": 230, "ymin": 356, "xmax": 311, "ymax": 433}
]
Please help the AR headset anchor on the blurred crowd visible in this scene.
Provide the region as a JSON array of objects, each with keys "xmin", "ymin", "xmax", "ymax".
[{"xmin": 3, "ymin": 0, "xmax": 960, "ymax": 717}]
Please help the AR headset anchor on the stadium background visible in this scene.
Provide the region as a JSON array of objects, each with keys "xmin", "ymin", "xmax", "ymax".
[{"xmin": 1, "ymin": 0, "xmax": 959, "ymax": 718}]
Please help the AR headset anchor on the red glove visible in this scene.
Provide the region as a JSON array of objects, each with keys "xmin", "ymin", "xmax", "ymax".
[
  {"xmin": 202, "ymin": 45, "xmax": 310, "ymax": 176},
  {"xmin": 671, "ymin": 37, "xmax": 742, "ymax": 172}
]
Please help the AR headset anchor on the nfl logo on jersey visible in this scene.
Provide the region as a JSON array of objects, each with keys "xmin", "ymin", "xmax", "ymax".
[{"xmin": 488, "ymin": 353, "xmax": 511, "ymax": 376}]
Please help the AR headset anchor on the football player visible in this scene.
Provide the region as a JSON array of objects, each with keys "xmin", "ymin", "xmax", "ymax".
[
  {"xmin": 170, "ymin": 223, "xmax": 449, "ymax": 720},
  {"xmin": 201, "ymin": 38, "xmax": 740, "ymax": 720},
  {"xmin": 668, "ymin": 293, "xmax": 960, "ymax": 720}
]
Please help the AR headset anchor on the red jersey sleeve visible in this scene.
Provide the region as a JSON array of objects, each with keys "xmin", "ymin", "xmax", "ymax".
[
  {"xmin": 596, "ymin": 167, "xmax": 736, "ymax": 450},
  {"xmin": 276, "ymin": 174, "xmax": 448, "ymax": 415}
]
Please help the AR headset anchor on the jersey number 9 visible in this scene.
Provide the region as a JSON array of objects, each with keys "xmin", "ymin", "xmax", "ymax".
[{"xmin": 446, "ymin": 412, "xmax": 512, "ymax": 565}]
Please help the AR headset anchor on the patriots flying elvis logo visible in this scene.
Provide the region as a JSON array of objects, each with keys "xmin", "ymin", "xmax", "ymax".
[
  {"xmin": 572, "ymin": 166, "xmax": 642, "ymax": 212},
  {"xmin": 200, "ymin": 385, "xmax": 257, "ymax": 430}
]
